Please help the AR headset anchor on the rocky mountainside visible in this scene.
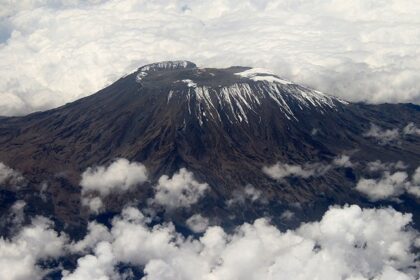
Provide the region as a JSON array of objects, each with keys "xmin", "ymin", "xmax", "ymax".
[{"xmin": 0, "ymin": 61, "xmax": 419, "ymax": 236}]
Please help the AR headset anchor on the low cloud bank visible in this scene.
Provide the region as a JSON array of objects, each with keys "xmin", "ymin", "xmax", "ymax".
[
  {"xmin": 65, "ymin": 205, "xmax": 420, "ymax": 280},
  {"xmin": 4, "ymin": 205, "xmax": 415, "ymax": 280}
]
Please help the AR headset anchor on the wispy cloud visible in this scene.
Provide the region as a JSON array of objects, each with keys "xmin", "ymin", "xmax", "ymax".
[
  {"xmin": 0, "ymin": 162, "xmax": 24, "ymax": 186},
  {"xmin": 366, "ymin": 160, "xmax": 407, "ymax": 172},
  {"xmin": 363, "ymin": 123, "xmax": 420, "ymax": 145},
  {"xmin": 227, "ymin": 184, "xmax": 266, "ymax": 206},
  {"xmin": 403, "ymin": 123, "xmax": 420, "ymax": 136},
  {"xmin": 363, "ymin": 124, "xmax": 400, "ymax": 145},
  {"xmin": 263, "ymin": 155, "xmax": 352, "ymax": 180}
]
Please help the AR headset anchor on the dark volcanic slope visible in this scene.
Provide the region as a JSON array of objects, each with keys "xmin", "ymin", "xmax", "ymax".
[{"xmin": 0, "ymin": 61, "xmax": 419, "ymax": 233}]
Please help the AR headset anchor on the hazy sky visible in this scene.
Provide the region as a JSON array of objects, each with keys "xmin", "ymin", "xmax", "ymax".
[{"xmin": 1, "ymin": 0, "xmax": 419, "ymax": 116}]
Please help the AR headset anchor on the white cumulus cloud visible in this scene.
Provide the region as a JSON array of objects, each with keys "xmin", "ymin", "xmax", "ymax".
[
  {"xmin": 356, "ymin": 167, "xmax": 420, "ymax": 201},
  {"xmin": 152, "ymin": 168, "xmax": 208, "ymax": 209},
  {"xmin": 80, "ymin": 158, "xmax": 148, "ymax": 196},
  {"xmin": 60, "ymin": 204, "xmax": 419, "ymax": 280},
  {"xmin": 0, "ymin": 216, "xmax": 67, "ymax": 280},
  {"xmin": 80, "ymin": 158, "xmax": 148, "ymax": 212},
  {"xmin": 1, "ymin": 203, "xmax": 418, "ymax": 279},
  {"xmin": 186, "ymin": 214, "xmax": 209, "ymax": 233},
  {"xmin": 62, "ymin": 242, "xmax": 117, "ymax": 280}
]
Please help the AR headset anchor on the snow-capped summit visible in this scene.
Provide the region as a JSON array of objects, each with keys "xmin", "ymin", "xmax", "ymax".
[{"xmin": 135, "ymin": 62, "xmax": 347, "ymax": 124}]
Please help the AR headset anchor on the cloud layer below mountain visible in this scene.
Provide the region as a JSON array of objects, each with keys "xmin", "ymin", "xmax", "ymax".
[
  {"xmin": 2, "ymin": 204, "xmax": 418, "ymax": 280},
  {"xmin": 1, "ymin": 0, "xmax": 420, "ymax": 115}
]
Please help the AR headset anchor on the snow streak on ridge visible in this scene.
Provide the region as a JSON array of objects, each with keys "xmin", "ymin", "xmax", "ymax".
[
  {"xmin": 136, "ymin": 64, "xmax": 348, "ymax": 125},
  {"xmin": 172, "ymin": 81, "xmax": 346, "ymax": 125}
]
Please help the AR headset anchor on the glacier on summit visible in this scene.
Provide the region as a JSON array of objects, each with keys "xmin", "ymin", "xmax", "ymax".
[{"xmin": 135, "ymin": 61, "xmax": 347, "ymax": 124}]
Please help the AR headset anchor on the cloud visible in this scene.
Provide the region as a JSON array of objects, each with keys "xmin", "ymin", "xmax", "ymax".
[
  {"xmin": 151, "ymin": 168, "xmax": 208, "ymax": 209},
  {"xmin": 186, "ymin": 214, "xmax": 209, "ymax": 233},
  {"xmin": 80, "ymin": 158, "xmax": 148, "ymax": 212},
  {"xmin": 69, "ymin": 222, "xmax": 112, "ymax": 254},
  {"xmin": 0, "ymin": 216, "xmax": 67, "ymax": 280},
  {"xmin": 81, "ymin": 196, "xmax": 104, "ymax": 214},
  {"xmin": 363, "ymin": 123, "xmax": 420, "ymax": 145},
  {"xmin": 0, "ymin": 162, "xmax": 24, "ymax": 186},
  {"xmin": 263, "ymin": 155, "xmax": 351, "ymax": 180},
  {"xmin": 366, "ymin": 160, "xmax": 407, "ymax": 172},
  {"xmin": 80, "ymin": 158, "xmax": 148, "ymax": 196},
  {"xmin": 356, "ymin": 167, "xmax": 420, "ymax": 201},
  {"xmin": 227, "ymin": 184, "xmax": 265, "ymax": 206},
  {"xmin": 332, "ymin": 154, "xmax": 353, "ymax": 168},
  {"xmin": 356, "ymin": 171, "xmax": 408, "ymax": 201},
  {"xmin": 6, "ymin": 200, "xmax": 27, "ymax": 231},
  {"xmin": 412, "ymin": 167, "xmax": 420, "ymax": 184},
  {"xmin": 1, "ymin": 203, "xmax": 418, "ymax": 279},
  {"xmin": 363, "ymin": 124, "xmax": 400, "ymax": 145},
  {"xmin": 1, "ymin": 0, "xmax": 420, "ymax": 116},
  {"xmin": 280, "ymin": 210, "xmax": 295, "ymax": 221},
  {"xmin": 62, "ymin": 242, "xmax": 117, "ymax": 280},
  {"xmin": 406, "ymin": 167, "xmax": 420, "ymax": 198},
  {"xmin": 296, "ymin": 205, "xmax": 417, "ymax": 279},
  {"xmin": 60, "ymin": 204, "xmax": 418, "ymax": 280},
  {"xmin": 403, "ymin": 123, "xmax": 420, "ymax": 136},
  {"xmin": 263, "ymin": 162, "xmax": 331, "ymax": 180},
  {"xmin": 80, "ymin": 162, "xmax": 207, "ymax": 213}
]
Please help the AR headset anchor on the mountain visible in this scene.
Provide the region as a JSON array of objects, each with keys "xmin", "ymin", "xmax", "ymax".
[{"xmin": 0, "ymin": 60, "xmax": 419, "ymax": 236}]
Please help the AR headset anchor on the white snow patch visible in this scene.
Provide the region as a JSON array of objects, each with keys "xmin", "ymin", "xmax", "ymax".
[
  {"xmin": 167, "ymin": 90, "xmax": 174, "ymax": 103},
  {"xmin": 236, "ymin": 68, "xmax": 293, "ymax": 85},
  {"xmin": 182, "ymin": 79, "xmax": 197, "ymax": 88},
  {"xmin": 136, "ymin": 71, "xmax": 148, "ymax": 82}
]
